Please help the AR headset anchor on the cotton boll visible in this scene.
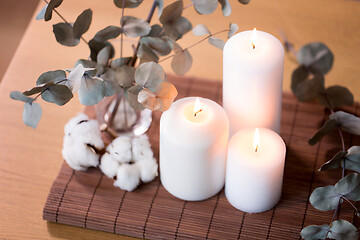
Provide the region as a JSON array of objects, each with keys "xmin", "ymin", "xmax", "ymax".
[
  {"xmin": 114, "ymin": 164, "xmax": 140, "ymax": 191},
  {"xmin": 107, "ymin": 136, "xmax": 132, "ymax": 163},
  {"xmin": 136, "ymin": 158, "xmax": 158, "ymax": 183},
  {"xmin": 100, "ymin": 153, "xmax": 120, "ymax": 178},
  {"xmin": 132, "ymin": 135, "xmax": 153, "ymax": 161},
  {"xmin": 64, "ymin": 113, "xmax": 89, "ymax": 136},
  {"xmin": 71, "ymin": 119, "xmax": 104, "ymax": 150},
  {"xmin": 62, "ymin": 140, "xmax": 100, "ymax": 171}
]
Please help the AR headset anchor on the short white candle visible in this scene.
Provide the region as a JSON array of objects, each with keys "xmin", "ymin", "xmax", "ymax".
[
  {"xmin": 225, "ymin": 128, "xmax": 286, "ymax": 213},
  {"xmin": 223, "ymin": 29, "xmax": 284, "ymax": 135},
  {"xmin": 160, "ymin": 97, "xmax": 229, "ymax": 201}
]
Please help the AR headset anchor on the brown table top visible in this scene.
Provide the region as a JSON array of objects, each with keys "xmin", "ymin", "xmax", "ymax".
[{"xmin": 1, "ymin": 0, "xmax": 359, "ymax": 239}]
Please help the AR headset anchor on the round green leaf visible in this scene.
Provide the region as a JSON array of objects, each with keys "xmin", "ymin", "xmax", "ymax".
[
  {"xmin": 192, "ymin": 0, "xmax": 218, "ymax": 15},
  {"xmin": 219, "ymin": 0, "xmax": 232, "ymax": 17},
  {"xmin": 319, "ymin": 151, "xmax": 347, "ymax": 172},
  {"xmin": 148, "ymin": 24, "xmax": 166, "ymax": 38},
  {"xmin": 97, "ymin": 46, "xmax": 112, "ymax": 66},
  {"xmin": 23, "ymin": 102, "xmax": 42, "ymax": 129},
  {"xmin": 310, "ymin": 185, "xmax": 340, "ymax": 211},
  {"xmin": 115, "ymin": 65, "xmax": 135, "ymax": 88},
  {"xmin": 309, "ymin": 119, "xmax": 337, "ymax": 145},
  {"xmin": 346, "ymin": 146, "xmax": 360, "ymax": 173},
  {"xmin": 328, "ymin": 220, "xmax": 358, "ymax": 240},
  {"xmin": 140, "ymin": 37, "xmax": 173, "ymax": 56},
  {"xmin": 192, "ymin": 24, "xmax": 210, "ymax": 36},
  {"xmin": 138, "ymin": 82, "xmax": 177, "ymax": 111},
  {"xmin": 228, "ymin": 23, "xmax": 238, "ymax": 38},
  {"xmin": 78, "ymin": 76, "xmax": 105, "ymax": 105},
  {"xmin": 44, "ymin": 0, "xmax": 63, "ymax": 21},
  {"xmin": 334, "ymin": 173, "xmax": 360, "ymax": 201},
  {"xmin": 122, "ymin": 16, "xmax": 151, "ymax": 38},
  {"xmin": 93, "ymin": 26, "xmax": 122, "ymax": 42},
  {"xmin": 318, "ymin": 86, "xmax": 354, "ymax": 109},
  {"xmin": 297, "ymin": 42, "xmax": 334, "ymax": 74},
  {"xmin": 171, "ymin": 42, "xmax": 192, "ymax": 76},
  {"xmin": 10, "ymin": 91, "xmax": 34, "ymax": 103},
  {"xmin": 100, "ymin": 69, "xmax": 120, "ymax": 97},
  {"xmin": 137, "ymin": 44, "xmax": 159, "ymax": 64},
  {"xmin": 41, "ymin": 85, "xmax": 73, "ymax": 106},
  {"xmin": 159, "ymin": 0, "xmax": 183, "ymax": 23},
  {"xmin": 126, "ymin": 85, "xmax": 145, "ymax": 110},
  {"xmin": 110, "ymin": 57, "xmax": 132, "ymax": 69},
  {"xmin": 67, "ymin": 64, "xmax": 87, "ymax": 92},
  {"xmin": 53, "ymin": 23, "xmax": 80, "ymax": 47},
  {"xmin": 330, "ymin": 111, "xmax": 360, "ymax": 136},
  {"xmin": 73, "ymin": 9, "xmax": 92, "ymax": 39},
  {"xmin": 88, "ymin": 39, "xmax": 115, "ymax": 62},
  {"xmin": 300, "ymin": 224, "xmax": 330, "ymax": 240},
  {"xmin": 208, "ymin": 36, "xmax": 225, "ymax": 50},
  {"xmin": 164, "ymin": 17, "xmax": 192, "ymax": 41},
  {"xmin": 238, "ymin": 0, "xmax": 250, "ymax": 4},
  {"xmin": 22, "ymin": 82, "xmax": 54, "ymax": 96},
  {"xmin": 134, "ymin": 62, "xmax": 165, "ymax": 90},
  {"xmin": 113, "ymin": 0, "xmax": 143, "ymax": 8},
  {"xmin": 36, "ymin": 70, "xmax": 66, "ymax": 86}
]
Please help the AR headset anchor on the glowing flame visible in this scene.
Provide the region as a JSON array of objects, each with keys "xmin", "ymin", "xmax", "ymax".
[
  {"xmin": 251, "ymin": 28, "xmax": 257, "ymax": 49},
  {"xmin": 193, "ymin": 97, "xmax": 203, "ymax": 117},
  {"xmin": 253, "ymin": 128, "xmax": 260, "ymax": 152}
]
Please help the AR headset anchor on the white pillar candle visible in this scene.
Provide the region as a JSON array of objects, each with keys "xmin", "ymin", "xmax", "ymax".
[
  {"xmin": 225, "ymin": 128, "xmax": 286, "ymax": 213},
  {"xmin": 160, "ymin": 97, "xmax": 229, "ymax": 201},
  {"xmin": 223, "ymin": 29, "xmax": 284, "ymax": 136}
]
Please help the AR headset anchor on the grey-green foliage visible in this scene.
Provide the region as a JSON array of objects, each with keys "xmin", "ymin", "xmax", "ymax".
[{"xmin": 301, "ymin": 220, "xmax": 358, "ymax": 240}]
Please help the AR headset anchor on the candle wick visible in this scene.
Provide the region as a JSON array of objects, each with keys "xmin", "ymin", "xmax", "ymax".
[
  {"xmin": 194, "ymin": 109, "xmax": 202, "ymax": 117},
  {"xmin": 255, "ymin": 145, "xmax": 259, "ymax": 152},
  {"xmin": 252, "ymin": 43, "xmax": 255, "ymax": 49}
]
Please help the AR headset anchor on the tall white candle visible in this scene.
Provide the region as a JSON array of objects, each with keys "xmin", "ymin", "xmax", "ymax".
[
  {"xmin": 160, "ymin": 97, "xmax": 229, "ymax": 201},
  {"xmin": 223, "ymin": 29, "xmax": 284, "ymax": 135},
  {"xmin": 225, "ymin": 128, "xmax": 286, "ymax": 213}
]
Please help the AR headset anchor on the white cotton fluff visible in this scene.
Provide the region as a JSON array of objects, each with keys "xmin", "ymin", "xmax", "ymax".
[
  {"xmin": 107, "ymin": 136, "xmax": 132, "ymax": 163},
  {"xmin": 114, "ymin": 164, "xmax": 140, "ymax": 191},
  {"xmin": 136, "ymin": 158, "xmax": 158, "ymax": 183},
  {"xmin": 99, "ymin": 153, "xmax": 120, "ymax": 179},
  {"xmin": 132, "ymin": 134, "xmax": 153, "ymax": 161},
  {"xmin": 62, "ymin": 113, "xmax": 104, "ymax": 171}
]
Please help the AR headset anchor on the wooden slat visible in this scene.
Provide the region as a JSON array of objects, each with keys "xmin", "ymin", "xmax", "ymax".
[{"xmin": 43, "ymin": 76, "xmax": 360, "ymax": 239}]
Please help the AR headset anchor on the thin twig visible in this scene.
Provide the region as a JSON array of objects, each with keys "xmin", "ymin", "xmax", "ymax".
[
  {"xmin": 120, "ymin": 0, "xmax": 125, "ymax": 58},
  {"xmin": 159, "ymin": 29, "xmax": 229, "ymax": 63},
  {"xmin": 183, "ymin": 3, "xmax": 194, "ymax": 10},
  {"xmin": 42, "ymin": 0, "xmax": 89, "ymax": 45},
  {"xmin": 33, "ymin": 79, "xmax": 68, "ymax": 100},
  {"xmin": 343, "ymin": 196, "xmax": 359, "ymax": 213}
]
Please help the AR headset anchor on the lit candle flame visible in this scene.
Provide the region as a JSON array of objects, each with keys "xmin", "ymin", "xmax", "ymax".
[
  {"xmin": 251, "ymin": 28, "xmax": 257, "ymax": 49},
  {"xmin": 253, "ymin": 128, "xmax": 260, "ymax": 152},
  {"xmin": 194, "ymin": 97, "xmax": 203, "ymax": 117}
]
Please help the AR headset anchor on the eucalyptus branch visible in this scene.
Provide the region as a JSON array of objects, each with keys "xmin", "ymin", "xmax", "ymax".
[
  {"xmin": 183, "ymin": 3, "xmax": 194, "ymax": 10},
  {"xmin": 42, "ymin": 0, "xmax": 89, "ymax": 45},
  {"xmin": 120, "ymin": 0, "xmax": 125, "ymax": 58},
  {"xmin": 343, "ymin": 196, "xmax": 359, "ymax": 213},
  {"xmin": 159, "ymin": 29, "xmax": 230, "ymax": 63},
  {"xmin": 33, "ymin": 79, "xmax": 68, "ymax": 100}
]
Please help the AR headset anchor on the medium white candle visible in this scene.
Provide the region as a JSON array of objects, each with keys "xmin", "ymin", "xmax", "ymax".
[
  {"xmin": 160, "ymin": 97, "xmax": 229, "ymax": 201},
  {"xmin": 223, "ymin": 29, "xmax": 284, "ymax": 135},
  {"xmin": 225, "ymin": 128, "xmax": 286, "ymax": 213}
]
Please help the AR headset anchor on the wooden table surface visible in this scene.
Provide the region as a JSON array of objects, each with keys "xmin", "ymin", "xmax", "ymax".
[{"xmin": 1, "ymin": 0, "xmax": 359, "ymax": 239}]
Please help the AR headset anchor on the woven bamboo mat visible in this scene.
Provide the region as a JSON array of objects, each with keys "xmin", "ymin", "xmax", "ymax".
[{"xmin": 43, "ymin": 76, "xmax": 360, "ymax": 239}]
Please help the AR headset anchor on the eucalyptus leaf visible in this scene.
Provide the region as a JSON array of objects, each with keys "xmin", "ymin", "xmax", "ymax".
[
  {"xmin": 159, "ymin": 0, "xmax": 183, "ymax": 23},
  {"xmin": 115, "ymin": 65, "xmax": 135, "ymax": 88},
  {"xmin": 318, "ymin": 86, "xmax": 354, "ymax": 109},
  {"xmin": 137, "ymin": 44, "xmax": 159, "ymax": 63},
  {"xmin": 23, "ymin": 102, "xmax": 42, "ymax": 129},
  {"xmin": 319, "ymin": 151, "xmax": 347, "ymax": 172},
  {"xmin": 73, "ymin": 9, "xmax": 92, "ymax": 39},
  {"xmin": 208, "ymin": 36, "xmax": 225, "ymax": 50},
  {"xmin": 44, "ymin": 0, "xmax": 63, "ymax": 21},
  {"xmin": 93, "ymin": 26, "xmax": 122, "ymax": 42},
  {"xmin": 134, "ymin": 62, "xmax": 165, "ymax": 90},
  {"xmin": 41, "ymin": 85, "xmax": 73, "ymax": 106},
  {"xmin": 100, "ymin": 69, "xmax": 120, "ymax": 96},
  {"xmin": 334, "ymin": 173, "xmax": 360, "ymax": 201},
  {"xmin": 297, "ymin": 42, "xmax": 334, "ymax": 75},
  {"xmin": 228, "ymin": 23, "xmax": 238, "ymax": 38},
  {"xmin": 122, "ymin": 16, "xmax": 151, "ymax": 38},
  {"xmin": 138, "ymin": 82, "xmax": 177, "ymax": 111},
  {"xmin": 22, "ymin": 82, "xmax": 53, "ymax": 96},
  {"xmin": 346, "ymin": 146, "xmax": 360, "ymax": 173},
  {"xmin": 238, "ymin": 0, "xmax": 250, "ymax": 4},
  {"xmin": 89, "ymin": 39, "xmax": 115, "ymax": 62},
  {"xmin": 192, "ymin": 0, "xmax": 218, "ymax": 15},
  {"xmin": 330, "ymin": 111, "xmax": 360, "ymax": 135},
  {"xmin": 156, "ymin": 0, "xmax": 164, "ymax": 16},
  {"xmin": 163, "ymin": 17, "xmax": 192, "ymax": 41},
  {"xmin": 127, "ymin": 85, "xmax": 145, "ymax": 110},
  {"xmin": 328, "ymin": 220, "xmax": 358, "ymax": 240},
  {"xmin": 110, "ymin": 57, "xmax": 132, "ymax": 69},
  {"xmin": 171, "ymin": 42, "xmax": 192, "ymax": 76},
  {"xmin": 140, "ymin": 37, "xmax": 172, "ymax": 56},
  {"xmin": 74, "ymin": 59, "xmax": 97, "ymax": 77},
  {"xmin": 53, "ymin": 23, "xmax": 80, "ymax": 47},
  {"xmin": 36, "ymin": 70, "xmax": 66, "ymax": 85},
  {"xmin": 219, "ymin": 0, "xmax": 232, "ymax": 17},
  {"xmin": 309, "ymin": 185, "xmax": 340, "ymax": 211},
  {"xmin": 67, "ymin": 64, "xmax": 87, "ymax": 92},
  {"xmin": 148, "ymin": 24, "xmax": 166, "ymax": 38},
  {"xmin": 192, "ymin": 24, "xmax": 210, "ymax": 36},
  {"xmin": 36, "ymin": 4, "xmax": 48, "ymax": 20},
  {"xmin": 113, "ymin": 0, "xmax": 143, "ymax": 8},
  {"xmin": 309, "ymin": 119, "xmax": 337, "ymax": 145},
  {"xmin": 97, "ymin": 46, "xmax": 112, "ymax": 66},
  {"xmin": 10, "ymin": 91, "xmax": 34, "ymax": 103},
  {"xmin": 78, "ymin": 75, "xmax": 105, "ymax": 105},
  {"xmin": 300, "ymin": 224, "xmax": 330, "ymax": 240}
]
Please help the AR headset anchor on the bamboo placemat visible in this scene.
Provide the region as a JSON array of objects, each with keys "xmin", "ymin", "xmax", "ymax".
[{"xmin": 43, "ymin": 76, "xmax": 360, "ymax": 239}]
